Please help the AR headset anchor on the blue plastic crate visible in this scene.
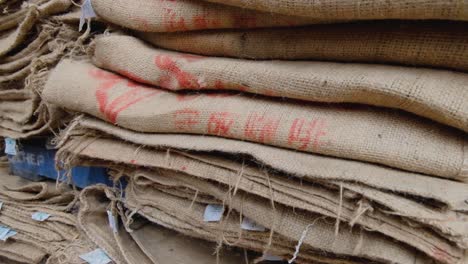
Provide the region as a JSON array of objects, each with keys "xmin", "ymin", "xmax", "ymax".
[{"xmin": 6, "ymin": 138, "xmax": 112, "ymax": 189}]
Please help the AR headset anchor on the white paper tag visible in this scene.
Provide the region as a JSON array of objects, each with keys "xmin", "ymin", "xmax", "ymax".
[
  {"xmin": 241, "ymin": 217, "xmax": 266, "ymax": 232},
  {"xmin": 0, "ymin": 226, "xmax": 17, "ymax": 242},
  {"xmin": 32, "ymin": 212, "xmax": 51, "ymax": 222},
  {"xmin": 4, "ymin": 138, "xmax": 17, "ymax": 155},
  {"xmin": 80, "ymin": 248, "xmax": 112, "ymax": 264},
  {"xmin": 263, "ymin": 253, "xmax": 283, "ymax": 261},
  {"xmin": 79, "ymin": 0, "xmax": 96, "ymax": 31},
  {"xmin": 0, "ymin": 202, "xmax": 3, "ymax": 211},
  {"xmin": 203, "ymin": 204, "xmax": 224, "ymax": 222},
  {"xmin": 107, "ymin": 210, "xmax": 118, "ymax": 233}
]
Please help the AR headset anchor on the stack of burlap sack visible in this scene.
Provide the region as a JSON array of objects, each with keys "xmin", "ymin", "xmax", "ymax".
[
  {"xmin": 0, "ymin": 170, "xmax": 97, "ymax": 264},
  {"xmin": 40, "ymin": 0, "xmax": 468, "ymax": 263},
  {"xmin": 0, "ymin": 0, "xmax": 96, "ymax": 139}
]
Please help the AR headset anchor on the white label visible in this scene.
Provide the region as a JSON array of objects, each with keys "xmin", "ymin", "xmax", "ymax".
[
  {"xmin": 32, "ymin": 212, "xmax": 51, "ymax": 222},
  {"xmin": 203, "ymin": 204, "xmax": 224, "ymax": 222},
  {"xmin": 263, "ymin": 253, "xmax": 283, "ymax": 261},
  {"xmin": 0, "ymin": 202, "xmax": 3, "ymax": 211},
  {"xmin": 0, "ymin": 226, "xmax": 16, "ymax": 241},
  {"xmin": 107, "ymin": 210, "xmax": 118, "ymax": 233},
  {"xmin": 4, "ymin": 138, "xmax": 17, "ymax": 155},
  {"xmin": 241, "ymin": 217, "xmax": 266, "ymax": 232},
  {"xmin": 79, "ymin": 0, "xmax": 96, "ymax": 31},
  {"xmin": 80, "ymin": 248, "xmax": 112, "ymax": 264}
]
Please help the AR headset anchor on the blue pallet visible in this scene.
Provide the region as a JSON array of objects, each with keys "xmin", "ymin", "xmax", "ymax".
[{"xmin": 6, "ymin": 138, "xmax": 112, "ymax": 189}]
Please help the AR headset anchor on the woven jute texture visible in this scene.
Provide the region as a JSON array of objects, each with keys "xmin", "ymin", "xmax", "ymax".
[
  {"xmin": 0, "ymin": 0, "xmax": 71, "ymax": 58},
  {"xmin": 57, "ymin": 136, "xmax": 468, "ymax": 262},
  {"xmin": 199, "ymin": 0, "xmax": 468, "ymax": 21},
  {"xmin": 122, "ymin": 170, "xmax": 434, "ymax": 264},
  {"xmin": 78, "ymin": 185, "xmax": 156, "ymax": 264},
  {"xmin": 44, "ymin": 60, "xmax": 468, "ymax": 180},
  {"xmin": 58, "ymin": 116, "xmax": 468, "ymax": 212},
  {"xmin": 91, "ymin": 0, "xmax": 333, "ymax": 32},
  {"xmin": 93, "ymin": 35, "xmax": 468, "ymax": 133},
  {"xmin": 140, "ymin": 20, "xmax": 468, "ymax": 72}
]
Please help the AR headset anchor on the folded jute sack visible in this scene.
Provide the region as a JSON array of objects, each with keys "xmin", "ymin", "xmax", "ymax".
[
  {"xmin": 93, "ymin": 35, "xmax": 468, "ymax": 133},
  {"xmin": 140, "ymin": 21, "xmax": 468, "ymax": 72},
  {"xmin": 90, "ymin": 0, "xmax": 332, "ymax": 33},
  {"xmin": 79, "ymin": 185, "xmax": 255, "ymax": 264},
  {"xmin": 199, "ymin": 0, "xmax": 468, "ymax": 21},
  {"xmin": 0, "ymin": 0, "xmax": 71, "ymax": 57},
  {"xmin": 57, "ymin": 135, "xmax": 468, "ymax": 251},
  {"xmin": 0, "ymin": 240, "xmax": 47, "ymax": 264},
  {"xmin": 122, "ymin": 172, "xmax": 434, "ymax": 264},
  {"xmin": 57, "ymin": 136, "xmax": 467, "ymax": 262},
  {"xmin": 44, "ymin": 60, "xmax": 468, "ymax": 180},
  {"xmin": 58, "ymin": 116, "xmax": 468, "ymax": 212}
]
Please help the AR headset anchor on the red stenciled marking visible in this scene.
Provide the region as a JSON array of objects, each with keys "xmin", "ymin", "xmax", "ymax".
[
  {"xmin": 176, "ymin": 94, "xmax": 200, "ymax": 102},
  {"xmin": 155, "ymin": 55, "xmax": 200, "ymax": 90},
  {"xmin": 174, "ymin": 108, "xmax": 199, "ymax": 130},
  {"xmin": 181, "ymin": 166, "xmax": 187, "ymax": 171},
  {"xmin": 130, "ymin": 159, "xmax": 137, "ymax": 164},
  {"xmin": 164, "ymin": 8, "xmax": 188, "ymax": 31},
  {"xmin": 287, "ymin": 118, "xmax": 328, "ymax": 151},
  {"xmin": 207, "ymin": 112, "xmax": 236, "ymax": 137},
  {"xmin": 89, "ymin": 69, "xmax": 160, "ymax": 123},
  {"xmin": 192, "ymin": 15, "xmax": 221, "ymax": 30},
  {"xmin": 244, "ymin": 113, "xmax": 280, "ymax": 143}
]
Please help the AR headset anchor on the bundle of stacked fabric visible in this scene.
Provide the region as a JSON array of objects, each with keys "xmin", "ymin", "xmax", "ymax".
[
  {"xmin": 0, "ymin": 0, "xmax": 93, "ymax": 139},
  {"xmin": 40, "ymin": 0, "xmax": 468, "ymax": 263}
]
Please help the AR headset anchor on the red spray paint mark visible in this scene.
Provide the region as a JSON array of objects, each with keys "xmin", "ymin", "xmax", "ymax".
[
  {"xmin": 163, "ymin": 8, "xmax": 188, "ymax": 31},
  {"xmin": 155, "ymin": 55, "xmax": 200, "ymax": 90},
  {"xmin": 207, "ymin": 112, "xmax": 236, "ymax": 136},
  {"xmin": 89, "ymin": 69, "xmax": 160, "ymax": 123},
  {"xmin": 287, "ymin": 118, "xmax": 327, "ymax": 151},
  {"xmin": 244, "ymin": 113, "xmax": 280, "ymax": 143},
  {"xmin": 174, "ymin": 108, "xmax": 199, "ymax": 130},
  {"xmin": 192, "ymin": 14, "xmax": 221, "ymax": 30}
]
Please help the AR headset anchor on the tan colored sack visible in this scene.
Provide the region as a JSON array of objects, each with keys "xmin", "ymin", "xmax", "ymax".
[
  {"xmin": 59, "ymin": 117, "xmax": 468, "ymax": 212},
  {"xmin": 0, "ymin": 240, "xmax": 47, "ymax": 264},
  {"xmin": 57, "ymin": 136, "xmax": 467, "ymax": 260},
  {"xmin": 0, "ymin": 0, "xmax": 71, "ymax": 57},
  {"xmin": 200, "ymin": 0, "xmax": 468, "ymax": 21},
  {"xmin": 140, "ymin": 21, "xmax": 468, "ymax": 72},
  {"xmin": 125, "ymin": 174, "xmax": 433, "ymax": 264},
  {"xmin": 44, "ymin": 60, "xmax": 468, "ymax": 180},
  {"xmin": 93, "ymin": 35, "xmax": 468, "ymax": 133},
  {"xmin": 91, "ymin": 0, "xmax": 333, "ymax": 32}
]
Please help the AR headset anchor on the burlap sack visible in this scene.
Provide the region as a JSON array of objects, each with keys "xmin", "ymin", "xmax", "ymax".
[
  {"xmin": 91, "ymin": 0, "xmax": 333, "ymax": 33},
  {"xmin": 125, "ymin": 175, "xmax": 434, "ymax": 264},
  {"xmin": 0, "ymin": 0, "xmax": 71, "ymax": 57},
  {"xmin": 140, "ymin": 21, "xmax": 468, "ymax": 72},
  {"xmin": 93, "ymin": 35, "xmax": 468, "ymax": 133},
  {"xmin": 200, "ymin": 0, "xmax": 468, "ymax": 21},
  {"xmin": 0, "ymin": 0, "xmax": 51, "ymax": 31},
  {"xmin": 126, "ymin": 185, "xmax": 344, "ymax": 264},
  {"xmin": 44, "ymin": 60, "xmax": 468, "ymax": 180},
  {"xmin": 59, "ymin": 135, "xmax": 468, "ymax": 246},
  {"xmin": 0, "ymin": 240, "xmax": 47, "ymax": 264},
  {"xmin": 2, "ymin": 27, "xmax": 54, "ymax": 63},
  {"xmin": 130, "ymin": 221, "xmax": 249, "ymax": 264},
  {"xmin": 59, "ymin": 117, "xmax": 468, "ymax": 212}
]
